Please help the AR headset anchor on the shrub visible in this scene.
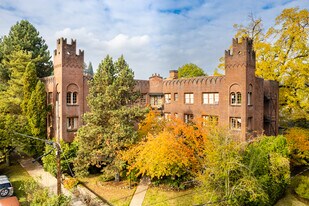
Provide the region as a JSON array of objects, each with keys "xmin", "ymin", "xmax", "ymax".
[
  {"xmin": 63, "ymin": 177, "xmax": 79, "ymax": 191},
  {"xmin": 295, "ymin": 176, "xmax": 309, "ymax": 199}
]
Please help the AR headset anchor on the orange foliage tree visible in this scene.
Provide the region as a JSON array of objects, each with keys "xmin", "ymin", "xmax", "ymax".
[
  {"xmin": 121, "ymin": 114, "xmax": 209, "ymax": 182},
  {"xmin": 285, "ymin": 127, "xmax": 309, "ymax": 166}
]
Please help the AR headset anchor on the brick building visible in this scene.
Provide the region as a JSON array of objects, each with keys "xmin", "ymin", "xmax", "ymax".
[{"xmin": 43, "ymin": 37, "xmax": 279, "ymax": 142}]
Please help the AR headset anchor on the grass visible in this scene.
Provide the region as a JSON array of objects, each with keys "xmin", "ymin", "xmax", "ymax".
[
  {"xmin": 78, "ymin": 174, "xmax": 137, "ymax": 206},
  {"xmin": 275, "ymin": 170, "xmax": 309, "ymax": 206},
  {"xmin": 0, "ymin": 158, "xmax": 33, "ymax": 205},
  {"xmin": 143, "ymin": 186, "xmax": 196, "ymax": 206}
]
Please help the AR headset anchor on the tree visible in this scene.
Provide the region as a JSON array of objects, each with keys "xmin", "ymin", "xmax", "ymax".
[
  {"xmin": 122, "ymin": 117, "xmax": 204, "ymax": 185},
  {"xmin": 286, "ymin": 127, "xmax": 309, "ymax": 167},
  {"xmin": 74, "ymin": 55, "xmax": 146, "ymax": 177},
  {"xmin": 231, "ymin": 8, "xmax": 309, "ymax": 122},
  {"xmin": 196, "ymin": 128, "xmax": 268, "ymax": 206},
  {"xmin": 0, "ymin": 20, "xmax": 52, "ymax": 80},
  {"xmin": 85, "ymin": 62, "xmax": 94, "ymax": 76},
  {"xmin": 178, "ymin": 63, "xmax": 206, "ymax": 78},
  {"xmin": 25, "ymin": 81, "xmax": 47, "ymax": 155},
  {"xmin": 243, "ymin": 135, "xmax": 290, "ymax": 205}
]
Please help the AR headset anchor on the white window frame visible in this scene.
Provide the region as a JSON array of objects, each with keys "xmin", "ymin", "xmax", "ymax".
[
  {"xmin": 203, "ymin": 93, "xmax": 219, "ymax": 105},
  {"xmin": 185, "ymin": 93, "xmax": 194, "ymax": 104},
  {"xmin": 230, "ymin": 117, "xmax": 241, "ymax": 130},
  {"xmin": 67, "ymin": 117, "xmax": 78, "ymax": 130},
  {"xmin": 184, "ymin": 114, "xmax": 193, "ymax": 123},
  {"xmin": 164, "ymin": 93, "xmax": 171, "ymax": 104}
]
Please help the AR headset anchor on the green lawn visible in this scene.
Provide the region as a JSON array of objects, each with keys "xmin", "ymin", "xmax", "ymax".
[
  {"xmin": 0, "ymin": 158, "xmax": 33, "ymax": 205},
  {"xmin": 143, "ymin": 187, "xmax": 196, "ymax": 206}
]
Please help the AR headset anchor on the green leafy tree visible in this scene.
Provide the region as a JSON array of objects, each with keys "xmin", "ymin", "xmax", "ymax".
[
  {"xmin": 231, "ymin": 8, "xmax": 309, "ymax": 122},
  {"xmin": 42, "ymin": 139, "xmax": 78, "ymax": 176},
  {"xmin": 196, "ymin": 128, "xmax": 268, "ymax": 206},
  {"xmin": 74, "ymin": 55, "xmax": 146, "ymax": 177},
  {"xmin": 178, "ymin": 63, "xmax": 206, "ymax": 78},
  {"xmin": 0, "ymin": 20, "xmax": 52, "ymax": 80},
  {"xmin": 21, "ymin": 62, "xmax": 38, "ymax": 114},
  {"xmin": 244, "ymin": 135, "xmax": 290, "ymax": 205},
  {"xmin": 25, "ymin": 81, "xmax": 47, "ymax": 155}
]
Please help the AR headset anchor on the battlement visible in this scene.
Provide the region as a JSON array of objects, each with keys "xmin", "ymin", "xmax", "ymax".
[
  {"xmin": 225, "ymin": 37, "xmax": 254, "ymax": 57},
  {"xmin": 53, "ymin": 37, "xmax": 84, "ymax": 68},
  {"xmin": 149, "ymin": 73, "xmax": 163, "ymax": 79}
]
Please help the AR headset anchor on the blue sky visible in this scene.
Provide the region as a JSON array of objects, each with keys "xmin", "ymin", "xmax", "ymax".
[{"xmin": 0, "ymin": 0, "xmax": 308, "ymax": 79}]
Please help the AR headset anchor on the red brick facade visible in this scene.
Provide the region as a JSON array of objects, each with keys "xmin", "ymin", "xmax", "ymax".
[{"xmin": 43, "ymin": 37, "xmax": 279, "ymax": 142}]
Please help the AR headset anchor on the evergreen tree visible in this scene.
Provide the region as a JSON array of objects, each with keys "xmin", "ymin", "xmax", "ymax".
[
  {"xmin": 0, "ymin": 20, "xmax": 52, "ymax": 80},
  {"xmin": 87, "ymin": 62, "xmax": 94, "ymax": 76},
  {"xmin": 22, "ymin": 62, "xmax": 38, "ymax": 114},
  {"xmin": 74, "ymin": 55, "xmax": 146, "ymax": 177},
  {"xmin": 26, "ymin": 81, "xmax": 47, "ymax": 155}
]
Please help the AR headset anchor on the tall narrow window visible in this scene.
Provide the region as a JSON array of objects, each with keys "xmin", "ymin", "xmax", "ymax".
[
  {"xmin": 184, "ymin": 114, "xmax": 194, "ymax": 123},
  {"xmin": 237, "ymin": 92, "xmax": 241, "ymax": 104},
  {"xmin": 185, "ymin": 93, "xmax": 194, "ymax": 104},
  {"xmin": 248, "ymin": 92, "xmax": 252, "ymax": 105},
  {"xmin": 231, "ymin": 92, "xmax": 236, "ymax": 104},
  {"xmin": 73, "ymin": 92, "xmax": 77, "ymax": 104},
  {"xmin": 174, "ymin": 93, "xmax": 178, "ymax": 101},
  {"xmin": 48, "ymin": 92, "xmax": 53, "ymax": 104},
  {"xmin": 164, "ymin": 93, "xmax": 171, "ymax": 103},
  {"xmin": 67, "ymin": 92, "xmax": 72, "ymax": 104}
]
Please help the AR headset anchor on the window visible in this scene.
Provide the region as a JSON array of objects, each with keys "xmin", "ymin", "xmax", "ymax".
[
  {"xmin": 202, "ymin": 115, "xmax": 218, "ymax": 125},
  {"xmin": 247, "ymin": 117, "xmax": 253, "ymax": 131},
  {"xmin": 184, "ymin": 114, "xmax": 193, "ymax": 123},
  {"xmin": 231, "ymin": 92, "xmax": 241, "ymax": 105},
  {"xmin": 73, "ymin": 92, "xmax": 77, "ymax": 104},
  {"xmin": 48, "ymin": 92, "xmax": 53, "ymax": 104},
  {"xmin": 174, "ymin": 113, "xmax": 178, "ymax": 118},
  {"xmin": 150, "ymin": 95, "xmax": 163, "ymax": 107},
  {"xmin": 141, "ymin": 94, "xmax": 147, "ymax": 105},
  {"xmin": 203, "ymin": 93, "xmax": 219, "ymax": 104},
  {"xmin": 67, "ymin": 92, "xmax": 78, "ymax": 105},
  {"xmin": 230, "ymin": 117, "xmax": 241, "ymax": 130},
  {"xmin": 67, "ymin": 117, "xmax": 78, "ymax": 130},
  {"xmin": 164, "ymin": 93, "xmax": 171, "ymax": 103},
  {"xmin": 164, "ymin": 113, "xmax": 171, "ymax": 120},
  {"xmin": 248, "ymin": 92, "xmax": 252, "ymax": 105},
  {"xmin": 174, "ymin": 93, "xmax": 178, "ymax": 101},
  {"xmin": 237, "ymin": 92, "xmax": 241, "ymax": 104},
  {"xmin": 185, "ymin": 93, "xmax": 194, "ymax": 104}
]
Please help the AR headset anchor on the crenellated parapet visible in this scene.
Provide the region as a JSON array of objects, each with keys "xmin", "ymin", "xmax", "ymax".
[
  {"xmin": 54, "ymin": 38, "xmax": 84, "ymax": 68},
  {"xmin": 163, "ymin": 76, "xmax": 224, "ymax": 87}
]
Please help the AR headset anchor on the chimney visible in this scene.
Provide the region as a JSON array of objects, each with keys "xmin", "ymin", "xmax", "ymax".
[{"xmin": 169, "ymin": 70, "xmax": 178, "ymax": 79}]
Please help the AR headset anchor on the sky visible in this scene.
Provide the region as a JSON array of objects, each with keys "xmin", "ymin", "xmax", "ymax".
[{"xmin": 0, "ymin": 0, "xmax": 308, "ymax": 79}]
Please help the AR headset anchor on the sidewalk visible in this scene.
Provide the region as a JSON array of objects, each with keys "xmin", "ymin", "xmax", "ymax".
[
  {"xmin": 18, "ymin": 156, "xmax": 85, "ymax": 206},
  {"xmin": 129, "ymin": 177, "xmax": 150, "ymax": 206}
]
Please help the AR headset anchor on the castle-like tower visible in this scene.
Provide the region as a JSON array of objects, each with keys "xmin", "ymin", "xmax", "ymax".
[{"xmin": 43, "ymin": 38, "xmax": 90, "ymax": 142}]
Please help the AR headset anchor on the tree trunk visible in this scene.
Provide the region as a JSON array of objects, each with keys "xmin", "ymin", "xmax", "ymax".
[
  {"xmin": 115, "ymin": 171, "xmax": 120, "ymax": 182},
  {"xmin": 5, "ymin": 152, "xmax": 10, "ymax": 166}
]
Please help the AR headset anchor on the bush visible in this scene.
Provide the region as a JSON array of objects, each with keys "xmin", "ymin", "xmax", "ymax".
[
  {"xmin": 63, "ymin": 177, "xmax": 79, "ymax": 191},
  {"xmin": 295, "ymin": 176, "xmax": 309, "ymax": 199}
]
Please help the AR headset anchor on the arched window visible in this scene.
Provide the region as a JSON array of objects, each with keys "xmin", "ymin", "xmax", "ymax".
[
  {"xmin": 231, "ymin": 92, "xmax": 241, "ymax": 105},
  {"xmin": 236, "ymin": 92, "xmax": 241, "ymax": 104},
  {"xmin": 67, "ymin": 92, "xmax": 78, "ymax": 105},
  {"xmin": 231, "ymin": 92, "xmax": 236, "ymax": 104}
]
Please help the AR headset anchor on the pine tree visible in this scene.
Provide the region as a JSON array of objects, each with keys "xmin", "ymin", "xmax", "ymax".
[
  {"xmin": 74, "ymin": 55, "xmax": 146, "ymax": 177},
  {"xmin": 0, "ymin": 20, "xmax": 52, "ymax": 80},
  {"xmin": 87, "ymin": 62, "xmax": 94, "ymax": 76},
  {"xmin": 26, "ymin": 81, "xmax": 47, "ymax": 155},
  {"xmin": 22, "ymin": 62, "xmax": 38, "ymax": 114}
]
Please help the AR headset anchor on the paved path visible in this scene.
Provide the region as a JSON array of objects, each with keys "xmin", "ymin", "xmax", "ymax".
[
  {"xmin": 18, "ymin": 156, "xmax": 85, "ymax": 206},
  {"xmin": 129, "ymin": 177, "xmax": 150, "ymax": 206}
]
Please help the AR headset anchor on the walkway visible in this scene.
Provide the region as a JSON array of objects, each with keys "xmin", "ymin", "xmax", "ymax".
[
  {"xmin": 18, "ymin": 156, "xmax": 85, "ymax": 205},
  {"xmin": 129, "ymin": 177, "xmax": 150, "ymax": 206}
]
